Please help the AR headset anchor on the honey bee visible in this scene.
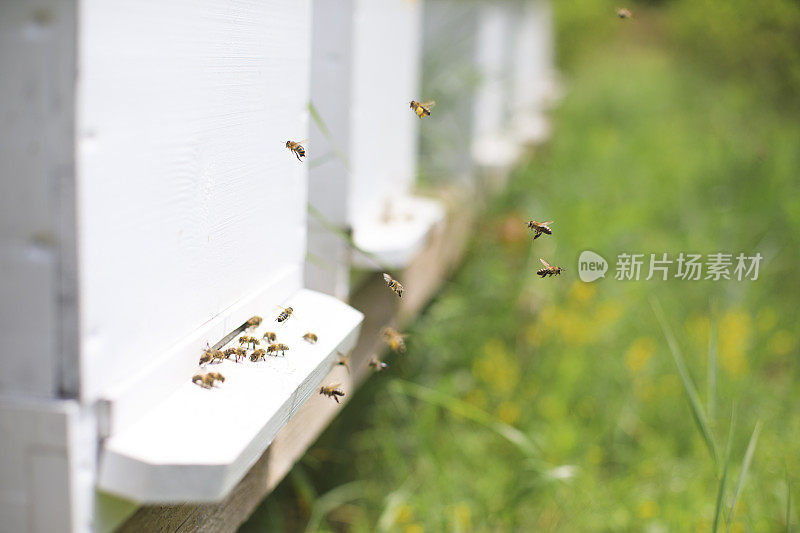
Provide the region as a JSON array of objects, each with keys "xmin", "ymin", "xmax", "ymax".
[
  {"xmin": 267, "ymin": 343, "xmax": 289, "ymax": 356},
  {"xmin": 234, "ymin": 347, "xmax": 247, "ymax": 363},
  {"xmin": 381, "ymin": 327, "xmax": 407, "ymax": 354},
  {"xmin": 223, "ymin": 348, "xmax": 237, "ymax": 359},
  {"xmin": 206, "ymin": 371, "xmax": 225, "ymax": 384},
  {"xmin": 537, "ymin": 258, "xmax": 564, "ymax": 278},
  {"xmin": 276, "ymin": 306, "xmax": 294, "ymax": 323},
  {"xmin": 616, "ymin": 7, "xmax": 633, "ymax": 19},
  {"xmin": 319, "ymin": 383, "xmax": 345, "ymax": 403},
  {"xmin": 250, "ymin": 348, "xmax": 267, "ymax": 362},
  {"xmin": 526, "ymin": 220, "xmax": 554, "ymax": 240},
  {"xmin": 246, "ymin": 316, "xmax": 263, "ymax": 329},
  {"xmin": 303, "ymin": 332, "xmax": 318, "ymax": 344},
  {"xmin": 409, "ymin": 100, "xmax": 435, "ymax": 119},
  {"xmin": 193, "ymin": 372, "xmax": 224, "ymax": 389},
  {"xmin": 335, "ymin": 351, "xmax": 350, "ymax": 373},
  {"xmin": 383, "ymin": 273, "xmax": 404, "ymax": 298},
  {"xmin": 199, "ymin": 350, "xmax": 213, "ymax": 365},
  {"xmin": 285, "ymin": 140, "xmax": 307, "ymax": 161},
  {"xmin": 263, "ymin": 331, "xmax": 277, "ymax": 343},
  {"xmin": 239, "ymin": 336, "xmax": 260, "ymax": 349},
  {"xmin": 369, "ymin": 357, "xmax": 388, "ymax": 372}
]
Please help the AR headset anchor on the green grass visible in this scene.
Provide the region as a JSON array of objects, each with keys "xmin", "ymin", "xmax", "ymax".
[{"xmin": 241, "ymin": 8, "xmax": 800, "ymax": 532}]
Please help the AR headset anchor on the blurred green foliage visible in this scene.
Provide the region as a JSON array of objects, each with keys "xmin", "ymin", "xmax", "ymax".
[{"xmin": 241, "ymin": 2, "xmax": 800, "ymax": 531}]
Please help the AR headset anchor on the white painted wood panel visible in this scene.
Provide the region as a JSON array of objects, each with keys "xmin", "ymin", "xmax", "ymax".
[
  {"xmin": 472, "ymin": 3, "xmax": 521, "ymax": 168},
  {"xmin": 305, "ymin": 0, "xmax": 355, "ymax": 299},
  {"xmin": 419, "ymin": 0, "xmax": 482, "ymax": 184},
  {"xmin": 0, "ymin": 0, "xmax": 78, "ymax": 398},
  {"xmin": 349, "ymin": 0, "xmax": 423, "ymax": 228},
  {"xmin": 511, "ymin": 0, "xmax": 557, "ymax": 144},
  {"xmin": 76, "ymin": 0, "xmax": 312, "ymax": 402},
  {"xmin": 98, "ymin": 289, "xmax": 363, "ymax": 503}
]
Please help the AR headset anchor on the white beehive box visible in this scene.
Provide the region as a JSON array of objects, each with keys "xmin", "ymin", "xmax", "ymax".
[
  {"xmin": 306, "ymin": 0, "xmax": 446, "ymax": 277},
  {"xmin": 1, "ymin": 0, "xmax": 365, "ymax": 529}
]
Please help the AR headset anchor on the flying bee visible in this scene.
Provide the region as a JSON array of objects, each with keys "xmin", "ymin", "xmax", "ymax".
[
  {"xmin": 276, "ymin": 306, "xmax": 294, "ymax": 323},
  {"xmin": 335, "ymin": 350, "xmax": 350, "ymax": 373},
  {"xmin": 192, "ymin": 374, "xmax": 208, "ymax": 388},
  {"xmin": 383, "ymin": 273, "xmax": 404, "ymax": 298},
  {"xmin": 409, "ymin": 100, "xmax": 435, "ymax": 119},
  {"xmin": 369, "ymin": 357, "xmax": 388, "ymax": 372},
  {"xmin": 319, "ymin": 383, "xmax": 345, "ymax": 403},
  {"xmin": 537, "ymin": 258, "xmax": 564, "ymax": 278},
  {"xmin": 381, "ymin": 327, "xmax": 407, "ymax": 354},
  {"xmin": 263, "ymin": 331, "xmax": 277, "ymax": 343},
  {"xmin": 303, "ymin": 332, "xmax": 318, "ymax": 344},
  {"xmin": 616, "ymin": 7, "xmax": 633, "ymax": 19},
  {"xmin": 238, "ymin": 336, "xmax": 250, "ymax": 347},
  {"xmin": 250, "ymin": 348, "xmax": 267, "ymax": 362},
  {"xmin": 246, "ymin": 316, "xmax": 262, "ymax": 330},
  {"xmin": 526, "ymin": 220, "xmax": 554, "ymax": 240},
  {"xmin": 285, "ymin": 139, "xmax": 307, "ymax": 161}
]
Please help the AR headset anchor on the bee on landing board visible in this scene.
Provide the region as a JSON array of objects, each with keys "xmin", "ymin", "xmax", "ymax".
[
  {"xmin": 276, "ymin": 306, "xmax": 294, "ymax": 323},
  {"xmin": 319, "ymin": 383, "xmax": 345, "ymax": 403},
  {"xmin": 303, "ymin": 333, "xmax": 318, "ymax": 344},
  {"xmin": 526, "ymin": 220, "xmax": 554, "ymax": 240},
  {"xmin": 369, "ymin": 357, "xmax": 388, "ymax": 372},
  {"xmin": 250, "ymin": 348, "xmax": 267, "ymax": 362},
  {"xmin": 285, "ymin": 140, "xmax": 307, "ymax": 161},
  {"xmin": 383, "ymin": 273, "xmax": 404, "ymax": 298},
  {"xmin": 233, "ymin": 347, "xmax": 247, "ymax": 363},
  {"xmin": 267, "ymin": 343, "xmax": 289, "ymax": 357},
  {"xmin": 409, "ymin": 100, "xmax": 435, "ymax": 119},
  {"xmin": 200, "ymin": 344, "xmax": 224, "ymax": 365},
  {"xmin": 239, "ymin": 336, "xmax": 259, "ymax": 349},
  {"xmin": 616, "ymin": 7, "xmax": 633, "ymax": 19},
  {"xmin": 193, "ymin": 372, "xmax": 224, "ymax": 389},
  {"xmin": 246, "ymin": 316, "xmax": 262, "ymax": 330},
  {"xmin": 537, "ymin": 258, "xmax": 564, "ymax": 278},
  {"xmin": 381, "ymin": 327, "xmax": 407, "ymax": 354}
]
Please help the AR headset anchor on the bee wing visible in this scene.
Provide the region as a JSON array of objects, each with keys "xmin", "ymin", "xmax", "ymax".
[
  {"xmin": 329, "ymin": 383, "xmax": 341, "ymax": 389},
  {"xmin": 541, "ymin": 221, "xmax": 554, "ymax": 225},
  {"xmin": 420, "ymin": 100, "xmax": 435, "ymax": 108},
  {"xmin": 383, "ymin": 273, "xmax": 392, "ymax": 283},
  {"xmin": 540, "ymin": 258, "xmax": 553, "ymax": 269}
]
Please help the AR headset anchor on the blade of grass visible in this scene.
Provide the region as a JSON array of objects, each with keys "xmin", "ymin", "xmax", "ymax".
[
  {"xmin": 389, "ymin": 379, "xmax": 541, "ymax": 459},
  {"xmin": 651, "ymin": 297, "xmax": 718, "ymax": 467},
  {"xmin": 708, "ymin": 313, "xmax": 718, "ymax": 422},
  {"xmin": 307, "ymin": 204, "xmax": 393, "ymax": 272},
  {"xmin": 727, "ymin": 421, "xmax": 762, "ymax": 529},
  {"xmin": 713, "ymin": 404, "xmax": 736, "ymax": 533},
  {"xmin": 303, "ymin": 480, "xmax": 368, "ymax": 533},
  {"xmin": 308, "ymin": 101, "xmax": 351, "ymax": 169},
  {"xmin": 787, "ymin": 465, "xmax": 792, "ymax": 533}
]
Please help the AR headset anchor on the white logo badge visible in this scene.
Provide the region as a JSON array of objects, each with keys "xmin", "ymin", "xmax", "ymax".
[{"xmin": 578, "ymin": 250, "xmax": 608, "ymax": 282}]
